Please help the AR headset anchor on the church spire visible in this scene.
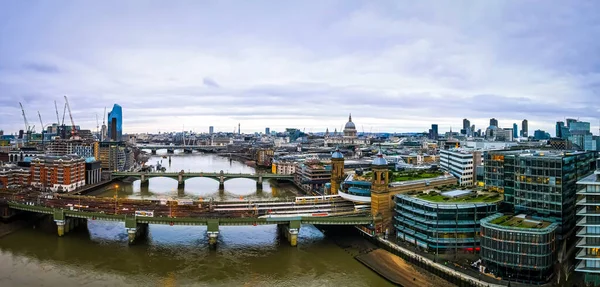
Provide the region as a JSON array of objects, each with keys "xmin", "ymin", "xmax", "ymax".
[{"xmin": 349, "ymin": 113, "xmax": 352, "ymax": 122}]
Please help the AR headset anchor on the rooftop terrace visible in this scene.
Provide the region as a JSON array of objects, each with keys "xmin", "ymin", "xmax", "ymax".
[
  {"xmin": 488, "ymin": 214, "xmax": 552, "ymax": 229},
  {"xmin": 415, "ymin": 191, "xmax": 502, "ymax": 203}
]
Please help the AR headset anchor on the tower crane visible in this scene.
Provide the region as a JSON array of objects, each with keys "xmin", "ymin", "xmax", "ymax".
[
  {"xmin": 38, "ymin": 111, "xmax": 46, "ymax": 147},
  {"xmin": 54, "ymin": 101, "xmax": 60, "ymax": 125},
  {"xmin": 101, "ymin": 106, "xmax": 106, "ymax": 141},
  {"xmin": 96, "ymin": 113, "xmax": 99, "ymax": 139},
  {"xmin": 62, "ymin": 103, "xmax": 67, "ymax": 126},
  {"xmin": 63, "ymin": 95, "xmax": 78, "ymax": 138},
  {"xmin": 18, "ymin": 102, "xmax": 29, "ymax": 134}
]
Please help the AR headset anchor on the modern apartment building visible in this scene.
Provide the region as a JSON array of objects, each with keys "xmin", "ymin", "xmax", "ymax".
[
  {"xmin": 484, "ymin": 150, "xmax": 596, "ymax": 239},
  {"xmin": 439, "ymin": 149, "xmax": 483, "ymax": 186},
  {"xmin": 480, "ymin": 213, "xmax": 558, "ymax": 283},
  {"xmin": 394, "ymin": 191, "xmax": 500, "ymax": 253},
  {"xmin": 30, "ymin": 155, "xmax": 86, "ymax": 192},
  {"xmin": 575, "ymin": 158, "xmax": 600, "ymax": 285}
]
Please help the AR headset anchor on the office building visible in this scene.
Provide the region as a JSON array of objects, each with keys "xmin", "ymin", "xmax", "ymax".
[
  {"xmin": 490, "ymin": 118, "xmax": 498, "ymax": 127},
  {"xmin": 107, "ymin": 104, "xmax": 123, "ymax": 141},
  {"xmin": 575, "ymin": 159, "xmax": 600, "ymax": 284},
  {"xmin": 30, "ymin": 155, "xmax": 86, "ymax": 192},
  {"xmin": 271, "ymin": 160, "xmax": 296, "ymax": 175},
  {"xmin": 462, "ymin": 119, "xmax": 471, "ymax": 135},
  {"xmin": 430, "ymin": 124, "xmax": 439, "ymax": 140},
  {"xmin": 209, "ymin": 126, "xmax": 214, "ymax": 135},
  {"xmin": 480, "ymin": 213, "xmax": 558, "ymax": 283},
  {"xmin": 265, "ymin": 127, "xmax": 270, "ymax": 135},
  {"xmin": 521, "ymin": 119, "xmax": 528, "ymax": 138},
  {"xmin": 534, "ymin": 130, "xmax": 551, "ymax": 140},
  {"xmin": 439, "ymin": 149, "xmax": 483, "ymax": 186},
  {"xmin": 96, "ymin": 142, "xmax": 130, "ymax": 172},
  {"xmin": 513, "ymin": 123, "xmax": 518, "ymax": 139},
  {"xmin": 394, "ymin": 191, "xmax": 500, "ymax": 252},
  {"xmin": 85, "ymin": 160, "xmax": 102, "ymax": 185},
  {"xmin": 294, "ymin": 161, "xmax": 332, "ymax": 194},
  {"xmin": 484, "ymin": 150, "xmax": 596, "ymax": 238}
]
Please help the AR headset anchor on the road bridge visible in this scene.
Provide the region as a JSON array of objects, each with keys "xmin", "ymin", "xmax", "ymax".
[
  {"xmin": 112, "ymin": 171, "xmax": 294, "ymax": 190},
  {"xmin": 1, "ymin": 192, "xmax": 373, "ymax": 248},
  {"xmin": 137, "ymin": 145, "xmax": 227, "ymax": 154}
]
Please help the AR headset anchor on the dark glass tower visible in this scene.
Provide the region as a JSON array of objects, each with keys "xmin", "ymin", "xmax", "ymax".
[{"xmin": 107, "ymin": 104, "xmax": 123, "ymax": 142}]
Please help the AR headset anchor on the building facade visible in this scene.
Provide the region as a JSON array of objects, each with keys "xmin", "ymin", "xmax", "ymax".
[
  {"xmin": 485, "ymin": 150, "xmax": 596, "ymax": 238},
  {"xmin": 480, "ymin": 213, "xmax": 558, "ymax": 283},
  {"xmin": 107, "ymin": 104, "xmax": 123, "ymax": 142},
  {"xmin": 394, "ymin": 192, "xmax": 499, "ymax": 252},
  {"xmin": 30, "ymin": 155, "xmax": 86, "ymax": 192},
  {"xmin": 439, "ymin": 149, "xmax": 482, "ymax": 186},
  {"xmin": 575, "ymin": 160, "xmax": 600, "ymax": 285},
  {"xmin": 0, "ymin": 166, "xmax": 31, "ymax": 188},
  {"xmin": 271, "ymin": 161, "xmax": 296, "ymax": 175},
  {"xmin": 294, "ymin": 161, "xmax": 331, "ymax": 194}
]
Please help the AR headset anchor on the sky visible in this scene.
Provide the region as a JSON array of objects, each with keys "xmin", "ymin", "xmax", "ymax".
[{"xmin": 1, "ymin": 0, "xmax": 599, "ymax": 135}]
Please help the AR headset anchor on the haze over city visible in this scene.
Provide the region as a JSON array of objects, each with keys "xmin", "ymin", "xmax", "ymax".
[{"xmin": 1, "ymin": 1, "xmax": 599, "ymax": 134}]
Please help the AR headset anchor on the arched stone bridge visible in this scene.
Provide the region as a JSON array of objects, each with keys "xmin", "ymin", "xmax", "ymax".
[{"xmin": 112, "ymin": 171, "xmax": 294, "ymax": 189}]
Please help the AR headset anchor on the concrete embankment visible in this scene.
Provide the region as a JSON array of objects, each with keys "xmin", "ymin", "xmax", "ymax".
[
  {"xmin": 356, "ymin": 249, "xmax": 455, "ymax": 287},
  {"xmin": 0, "ymin": 214, "xmax": 46, "ymax": 238}
]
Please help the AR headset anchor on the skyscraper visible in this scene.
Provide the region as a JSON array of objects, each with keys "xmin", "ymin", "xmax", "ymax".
[
  {"xmin": 209, "ymin": 126, "xmax": 214, "ymax": 135},
  {"xmin": 462, "ymin": 119, "xmax": 470, "ymax": 130},
  {"xmin": 238, "ymin": 123, "xmax": 241, "ymax": 135},
  {"xmin": 489, "ymin": 118, "xmax": 498, "ymax": 127},
  {"xmin": 521, "ymin": 119, "xmax": 528, "ymax": 137},
  {"xmin": 512, "ymin": 123, "xmax": 518, "ymax": 139},
  {"xmin": 265, "ymin": 127, "xmax": 270, "ymax": 135},
  {"xmin": 106, "ymin": 104, "xmax": 122, "ymax": 142},
  {"xmin": 431, "ymin": 124, "xmax": 438, "ymax": 140}
]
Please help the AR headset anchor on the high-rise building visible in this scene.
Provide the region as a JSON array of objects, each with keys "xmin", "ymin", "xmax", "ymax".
[
  {"xmin": 462, "ymin": 119, "xmax": 470, "ymax": 131},
  {"xmin": 484, "ymin": 150, "xmax": 596, "ymax": 239},
  {"xmin": 575, "ymin": 158, "xmax": 600, "ymax": 283},
  {"xmin": 430, "ymin": 124, "xmax": 439, "ymax": 140},
  {"xmin": 534, "ymin": 130, "xmax": 551, "ymax": 140},
  {"xmin": 513, "ymin": 123, "xmax": 518, "ymax": 139},
  {"xmin": 521, "ymin": 119, "xmax": 528, "ymax": 138},
  {"xmin": 490, "ymin": 118, "xmax": 498, "ymax": 127},
  {"xmin": 209, "ymin": 126, "xmax": 214, "ymax": 135},
  {"xmin": 107, "ymin": 104, "xmax": 123, "ymax": 142},
  {"xmin": 265, "ymin": 127, "xmax": 270, "ymax": 135},
  {"xmin": 238, "ymin": 123, "xmax": 241, "ymax": 135},
  {"xmin": 439, "ymin": 148, "xmax": 483, "ymax": 186},
  {"xmin": 567, "ymin": 118, "xmax": 578, "ymax": 128}
]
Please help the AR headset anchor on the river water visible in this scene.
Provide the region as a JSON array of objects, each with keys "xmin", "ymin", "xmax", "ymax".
[{"xmin": 0, "ymin": 151, "xmax": 392, "ymax": 287}]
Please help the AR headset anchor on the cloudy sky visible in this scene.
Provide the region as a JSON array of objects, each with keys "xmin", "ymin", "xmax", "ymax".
[{"xmin": 1, "ymin": 1, "xmax": 599, "ymax": 135}]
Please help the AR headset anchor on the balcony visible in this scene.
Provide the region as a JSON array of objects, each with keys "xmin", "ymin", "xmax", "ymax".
[
  {"xmin": 575, "ymin": 261, "xmax": 600, "ymax": 274},
  {"xmin": 577, "ymin": 238, "xmax": 600, "ymax": 249},
  {"xmin": 577, "ymin": 198, "xmax": 600, "ymax": 206},
  {"xmin": 577, "ymin": 229, "xmax": 600, "ymax": 238},
  {"xmin": 576, "ymin": 249, "xmax": 600, "ymax": 261},
  {"xmin": 577, "ymin": 218, "xmax": 600, "ymax": 227},
  {"xmin": 577, "ymin": 208, "xmax": 600, "ymax": 217}
]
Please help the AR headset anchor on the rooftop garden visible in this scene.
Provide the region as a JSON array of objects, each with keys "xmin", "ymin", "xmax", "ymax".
[
  {"xmin": 358, "ymin": 169, "xmax": 444, "ymax": 182},
  {"xmin": 489, "ymin": 215, "xmax": 551, "ymax": 229},
  {"xmin": 415, "ymin": 191, "xmax": 502, "ymax": 203}
]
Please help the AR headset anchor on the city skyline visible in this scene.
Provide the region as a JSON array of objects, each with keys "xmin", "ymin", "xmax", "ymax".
[{"xmin": 1, "ymin": 1, "xmax": 599, "ymax": 134}]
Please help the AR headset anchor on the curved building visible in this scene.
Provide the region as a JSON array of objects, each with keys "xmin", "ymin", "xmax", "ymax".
[
  {"xmin": 107, "ymin": 104, "xmax": 123, "ymax": 142},
  {"xmin": 394, "ymin": 191, "xmax": 500, "ymax": 252},
  {"xmin": 480, "ymin": 213, "xmax": 558, "ymax": 283}
]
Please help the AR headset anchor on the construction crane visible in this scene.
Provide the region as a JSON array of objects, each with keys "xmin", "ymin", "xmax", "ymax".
[
  {"xmin": 19, "ymin": 102, "xmax": 29, "ymax": 134},
  {"xmin": 62, "ymin": 103, "xmax": 67, "ymax": 126},
  {"xmin": 101, "ymin": 106, "xmax": 106, "ymax": 141},
  {"xmin": 54, "ymin": 100, "xmax": 60, "ymax": 125},
  {"xmin": 96, "ymin": 113, "xmax": 99, "ymax": 140},
  {"xmin": 63, "ymin": 95, "xmax": 78, "ymax": 138},
  {"xmin": 38, "ymin": 111, "xmax": 46, "ymax": 148}
]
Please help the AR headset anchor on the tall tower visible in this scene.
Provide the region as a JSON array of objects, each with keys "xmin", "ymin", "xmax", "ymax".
[
  {"xmin": 370, "ymin": 150, "xmax": 390, "ymax": 234},
  {"xmin": 330, "ymin": 147, "xmax": 344, "ymax": 195},
  {"xmin": 238, "ymin": 123, "xmax": 241, "ymax": 135}
]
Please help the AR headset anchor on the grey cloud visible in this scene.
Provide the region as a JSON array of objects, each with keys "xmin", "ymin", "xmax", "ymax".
[
  {"xmin": 22, "ymin": 63, "xmax": 60, "ymax": 74},
  {"xmin": 203, "ymin": 77, "xmax": 220, "ymax": 88}
]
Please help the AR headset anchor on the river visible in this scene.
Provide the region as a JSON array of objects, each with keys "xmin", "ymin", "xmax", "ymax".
[{"xmin": 0, "ymin": 151, "xmax": 392, "ymax": 286}]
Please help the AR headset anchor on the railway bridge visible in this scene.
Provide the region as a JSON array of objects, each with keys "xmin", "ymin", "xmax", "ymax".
[
  {"xmin": 1, "ymin": 192, "xmax": 373, "ymax": 248},
  {"xmin": 112, "ymin": 171, "xmax": 294, "ymax": 190},
  {"xmin": 138, "ymin": 145, "xmax": 227, "ymax": 154}
]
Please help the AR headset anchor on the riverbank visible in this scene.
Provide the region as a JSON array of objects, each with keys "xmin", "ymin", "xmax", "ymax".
[
  {"xmin": 0, "ymin": 214, "xmax": 45, "ymax": 238},
  {"xmin": 356, "ymin": 249, "xmax": 455, "ymax": 287},
  {"xmin": 326, "ymin": 228, "xmax": 455, "ymax": 287}
]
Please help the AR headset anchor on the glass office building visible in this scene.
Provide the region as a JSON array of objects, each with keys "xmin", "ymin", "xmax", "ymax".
[
  {"xmin": 485, "ymin": 150, "xmax": 596, "ymax": 239},
  {"xmin": 480, "ymin": 213, "xmax": 558, "ymax": 283},
  {"xmin": 107, "ymin": 104, "xmax": 123, "ymax": 142},
  {"xmin": 394, "ymin": 192, "xmax": 500, "ymax": 253},
  {"xmin": 575, "ymin": 158, "xmax": 600, "ymax": 285}
]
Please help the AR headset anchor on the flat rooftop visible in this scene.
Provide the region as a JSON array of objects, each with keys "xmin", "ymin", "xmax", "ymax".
[
  {"xmin": 441, "ymin": 189, "xmax": 471, "ymax": 198},
  {"xmin": 415, "ymin": 192, "xmax": 502, "ymax": 203},
  {"xmin": 489, "ymin": 214, "xmax": 553, "ymax": 229}
]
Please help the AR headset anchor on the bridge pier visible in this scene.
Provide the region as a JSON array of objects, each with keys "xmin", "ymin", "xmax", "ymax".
[
  {"xmin": 256, "ymin": 176, "xmax": 263, "ymax": 191},
  {"xmin": 167, "ymin": 149, "xmax": 174, "ymax": 154},
  {"xmin": 207, "ymin": 219, "xmax": 219, "ymax": 249},
  {"xmin": 184, "ymin": 148, "xmax": 193, "ymax": 154},
  {"xmin": 125, "ymin": 216, "xmax": 148, "ymax": 245},
  {"xmin": 151, "ymin": 149, "xmax": 157, "ymax": 155},
  {"xmin": 178, "ymin": 174, "xmax": 185, "ymax": 189},
  {"xmin": 278, "ymin": 220, "xmax": 301, "ymax": 247}
]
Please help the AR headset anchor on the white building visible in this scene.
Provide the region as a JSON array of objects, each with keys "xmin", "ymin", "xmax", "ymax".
[
  {"xmin": 439, "ymin": 149, "xmax": 483, "ymax": 186},
  {"xmin": 272, "ymin": 161, "xmax": 296, "ymax": 175}
]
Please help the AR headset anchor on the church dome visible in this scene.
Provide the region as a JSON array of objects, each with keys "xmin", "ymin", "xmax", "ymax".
[
  {"xmin": 331, "ymin": 147, "xmax": 344, "ymax": 159},
  {"xmin": 372, "ymin": 150, "xmax": 388, "ymax": 166},
  {"xmin": 344, "ymin": 114, "xmax": 356, "ymax": 130}
]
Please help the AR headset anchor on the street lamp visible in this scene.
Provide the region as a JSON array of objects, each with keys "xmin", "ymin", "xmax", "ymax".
[{"xmin": 114, "ymin": 184, "xmax": 119, "ymax": 214}]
